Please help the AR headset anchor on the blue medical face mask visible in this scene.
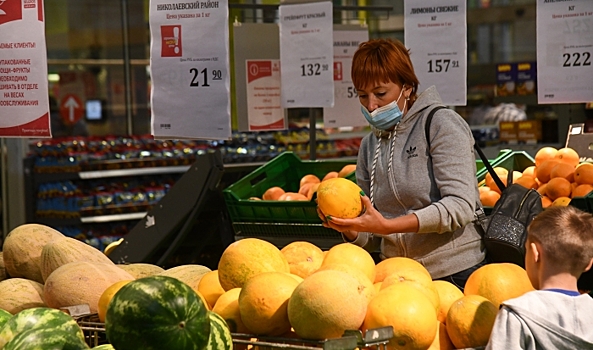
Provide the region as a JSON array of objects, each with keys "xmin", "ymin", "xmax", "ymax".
[{"xmin": 361, "ymin": 88, "xmax": 407, "ymax": 131}]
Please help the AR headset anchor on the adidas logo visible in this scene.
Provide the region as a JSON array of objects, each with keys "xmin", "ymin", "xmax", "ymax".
[{"xmin": 406, "ymin": 146, "xmax": 418, "ymax": 159}]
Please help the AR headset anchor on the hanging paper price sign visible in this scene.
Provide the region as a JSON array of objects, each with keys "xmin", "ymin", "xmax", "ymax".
[
  {"xmin": 246, "ymin": 59, "xmax": 286, "ymax": 131},
  {"xmin": 537, "ymin": 0, "xmax": 593, "ymax": 104},
  {"xmin": 279, "ymin": 1, "xmax": 334, "ymax": 108},
  {"xmin": 323, "ymin": 28, "xmax": 369, "ymax": 128},
  {"xmin": 149, "ymin": 0, "xmax": 231, "ymax": 140},
  {"xmin": 0, "ymin": 0, "xmax": 51, "ymax": 137},
  {"xmin": 404, "ymin": 0, "xmax": 467, "ymax": 106}
]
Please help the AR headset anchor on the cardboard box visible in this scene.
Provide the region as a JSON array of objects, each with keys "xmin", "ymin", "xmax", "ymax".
[
  {"xmin": 516, "ymin": 62, "xmax": 537, "ymax": 95},
  {"xmin": 516, "ymin": 120, "xmax": 542, "ymax": 143},
  {"xmin": 496, "ymin": 63, "xmax": 516, "ymax": 96},
  {"xmin": 499, "ymin": 121, "xmax": 518, "ymax": 143}
]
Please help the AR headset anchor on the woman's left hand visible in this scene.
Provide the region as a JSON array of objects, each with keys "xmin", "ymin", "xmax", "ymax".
[{"xmin": 323, "ymin": 194, "xmax": 388, "ymax": 235}]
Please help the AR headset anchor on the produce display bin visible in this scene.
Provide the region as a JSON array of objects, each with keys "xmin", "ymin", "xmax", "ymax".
[
  {"xmin": 222, "ymin": 152, "xmax": 356, "ymax": 240},
  {"xmin": 475, "ymin": 150, "xmax": 534, "ymax": 183},
  {"xmin": 75, "ymin": 314, "xmax": 108, "ymax": 347}
]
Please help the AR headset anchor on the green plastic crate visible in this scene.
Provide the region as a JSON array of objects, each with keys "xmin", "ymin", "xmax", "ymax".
[
  {"xmin": 475, "ymin": 149, "xmax": 512, "ymax": 175},
  {"xmin": 223, "ymin": 152, "xmax": 357, "ymax": 239},
  {"xmin": 476, "ymin": 150, "xmax": 533, "ymax": 183}
]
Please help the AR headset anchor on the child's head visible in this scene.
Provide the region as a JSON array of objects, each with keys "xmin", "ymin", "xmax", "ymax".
[{"xmin": 525, "ymin": 206, "xmax": 593, "ymax": 289}]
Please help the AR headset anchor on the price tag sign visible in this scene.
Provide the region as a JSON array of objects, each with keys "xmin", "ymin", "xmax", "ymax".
[
  {"xmin": 537, "ymin": 0, "xmax": 593, "ymax": 104},
  {"xmin": 149, "ymin": 0, "xmax": 231, "ymax": 140},
  {"xmin": 0, "ymin": 0, "xmax": 51, "ymax": 137},
  {"xmin": 246, "ymin": 59, "xmax": 286, "ymax": 131},
  {"xmin": 279, "ymin": 1, "xmax": 334, "ymax": 108},
  {"xmin": 404, "ymin": 0, "xmax": 466, "ymax": 106},
  {"xmin": 323, "ymin": 29, "xmax": 369, "ymax": 128}
]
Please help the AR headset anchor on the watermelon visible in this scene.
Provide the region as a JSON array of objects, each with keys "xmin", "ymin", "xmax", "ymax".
[
  {"xmin": 206, "ymin": 311, "xmax": 233, "ymax": 350},
  {"xmin": 105, "ymin": 275, "xmax": 210, "ymax": 350},
  {"xmin": 0, "ymin": 309, "xmax": 11, "ymax": 329},
  {"xmin": 91, "ymin": 345, "xmax": 115, "ymax": 350},
  {"xmin": 3, "ymin": 327, "xmax": 89, "ymax": 350},
  {"xmin": 0, "ymin": 307, "xmax": 85, "ymax": 348}
]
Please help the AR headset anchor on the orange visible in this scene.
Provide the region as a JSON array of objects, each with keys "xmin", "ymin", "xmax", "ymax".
[
  {"xmin": 97, "ymin": 279, "xmax": 133, "ymax": 322},
  {"xmin": 322, "ymin": 171, "xmax": 339, "ymax": 181},
  {"xmin": 551, "ymin": 196, "xmax": 571, "ymax": 207},
  {"xmin": 239, "ymin": 272, "xmax": 300, "ymax": 336},
  {"xmin": 317, "ymin": 178, "xmax": 363, "ymax": 219},
  {"xmin": 484, "ymin": 167, "xmax": 508, "ymax": 193},
  {"xmin": 537, "ymin": 183, "xmax": 548, "ymax": 195},
  {"xmin": 541, "ymin": 196, "xmax": 553, "ymax": 208},
  {"xmin": 464, "ymin": 263, "xmax": 534, "ymax": 309},
  {"xmin": 432, "ymin": 280, "xmax": 464, "ymax": 324},
  {"xmin": 211, "ymin": 288, "xmax": 250, "ymax": 333},
  {"xmin": 534, "ymin": 146, "xmax": 558, "ymax": 167},
  {"xmin": 428, "ymin": 321, "xmax": 455, "ymax": 350},
  {"xmin": 554, "ymin": 147, "xmax": 580, "ymax": 167},
  {"xmin": 277, "ymin": 192, "xmax": 309, "ymax": 201},
  {"xmin": 262, "ymin": 186, "xmax": 285, "ymax": 200},
  {"xmin": 197, "ymin": 270, "xmax": 225, "ymax": 309},
  {"xmin": 338, "ymin": 164, "xmax": 357, "ymax": 178},
  {"xmin": 374, "ymin": 256, "xmax": 431, "ymax": 283},
  {"xmin": 280, "ymin": 241, "xmax": 324, "ymax": 279},
  {"xmin": 522, "ymin": 165, "xmax": 536, "ymax": 178},
  {"xmin": 446, "ymin": 295, "xmax": 498, "ymax": 349},
  {"xmin": 299, "ymin": 174, "xmax": 321, "ymax": 188},
  {"xmin": 574, "ymin": 163, "xmax": 593, "ymax": 185},
  {"xmin": 478, "ymin": 186, "xmax": 491, "ymax": 194},
  {"xmin": 321, "ymin": 242, "xmax": 376, "ymax": 282},
  {"xmin": 363, "ymin": 283, "xmax": 438, "ymax": 350},
  {"xmin": 306, "ymin": 182, "xmax": 320, "ymax": 200},
  {"xmin": 298, "ymin": 182, "xmax": 315, "ymax": 197},
  {"xmin": 536, "ymin": 159, "xmax": 561, "ymax": 184},
  {"xmin": 514, "ymin": 175, "xmax": 538, "ymax": 190},
  {"xmin": 479, "ymin": 190, "xmax": 500, "ymax": 207},
  {"xmin": 546, "ymin": 177, "xmax": 572, "ymax": 200},
  {"xmin": 549, "ymin": 162, "xmax": 575, "ymax": 182},
  {"xmin": 381, "ymin": 268, "xmax": 441, "ymax": 313},
  {"xmin": 218, "ymin": 238, "xmax": 290, "ymax": 291},
  {"xmin": 572, "ymin": 184, "xmax": 593, "ymax": 198}
]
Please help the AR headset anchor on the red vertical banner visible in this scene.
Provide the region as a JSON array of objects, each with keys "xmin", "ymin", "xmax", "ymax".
[{"xmin": 0, "ymin": 0, "xmax": 51, "ymax": 137}]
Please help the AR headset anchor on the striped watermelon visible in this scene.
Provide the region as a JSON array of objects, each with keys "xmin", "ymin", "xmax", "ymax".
[
  {"xmin": 3, "ymin": 327, "xmax": 89, "ymax": 350},
  {"xmin": 0, "ymin": 309, "xmax": 11, "ymax": 329},
  {"xmin": 105, "ymin": 275, "xmax": 210, "ymax": 350},
  {"xmin": 0, "ymin": 307, "xmax": 85, "ymax": 348},
  {"xmin": 206, "ymin": 311, "xmax": 233, "ymax": 350}
]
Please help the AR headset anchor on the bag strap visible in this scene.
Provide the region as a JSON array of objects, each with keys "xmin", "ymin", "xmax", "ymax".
[
  {"xmin": 473, "ymin": 141, "xmax": 507, "ymax": 192},
  {"xmin": 424, "ymin": 105, "xmax": 448, "ymax": 150}
]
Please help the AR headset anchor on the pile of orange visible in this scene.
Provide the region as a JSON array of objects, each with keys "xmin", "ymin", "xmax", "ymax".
[
  {"xmin": 479, "ymin": 146, "xmax": 593, "ymax": 208},
  {"xmin": 255, "ymin": 164, "xmax": 356, "ymax": 201}
]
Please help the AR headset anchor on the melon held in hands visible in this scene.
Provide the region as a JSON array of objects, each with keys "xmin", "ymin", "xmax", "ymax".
[{"xmin": 317, "ymin": 177, "xmax": 363, "ymax": 219}]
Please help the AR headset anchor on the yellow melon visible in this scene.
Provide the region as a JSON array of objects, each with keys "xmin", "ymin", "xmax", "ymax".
[
  {"xmin": 381, "ymin": 268, "xmax": 440, "ymax": 314},
  {"xmin": 432, "ymin": 280, "xmax": 464, "ymax": 324},
  {"xmin": 117, "ymin": 263, "xmax": 164, "ymax": 279},
  {"xmin": 315, "ymin": 263, "xmax": 376, "ymax": 303},
  {"xmin": 238, "ymin": 272, "xmax": 300, "ymax": 336},
  {"xmin": 0, "ymin": 252, "xmax": 7, "ymax": 282},
  {"xmin": 321, "ymin": 242, "xmax": 376, "ymax": 283},
  {"xmin": 0, "ymin": 278, "xmax": 46, "ymax": 314},
  {"xmin": 374, "ymin": 256, "xmax": 431, "ymax": 283},
  {"xmin": 211, "ymin": 288, "xmax": 250, "ymax": 333},
  {"xmin": 43, "ymin": 261, "xmax": 135, "ymax": 313},
  {"xmin": 316, "ymin": 178, "xmax": 363, "ymax": 219},
  {"xmin": 157, "ymin": 264, "xmax": 211, "ymax": 290},
  {"xmin": 280, "ymin": 241, "xmax": 324, "ymax": 279},
  {"xmin": 428, "ymin": 321, "xmax": 455, "ymax": 350},
  {"xmin": 363, "ymin": 283, "xmax": 438, "ymax": 350},
  {"xmin": 97, "ymin": 280, "xmax": 133, "ymax": 322},
  {"xmin": 446, "ymin": 295, "xmax": 497, "ymax": 349},
  {"xmin": 218, "ymin": 238, "xmax": 289, "ymax": 291},
  {"xmin": 3, "ymin": 224, "xmax": 64, "ymax": 283},
  {"xmin": 197, "ymin": 270, "xmax": 225, "ymax": 309},
  {"xmin": 287, "ymin": 270, "xmax": 367, "ymax": 340},
  {"xmin": 464, "ymin": 263, "xmax": 534, "ymax": 309}
]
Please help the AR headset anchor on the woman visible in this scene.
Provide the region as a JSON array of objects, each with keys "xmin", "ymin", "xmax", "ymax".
[{"xmin": 319, "ymin": 38, "xmax": 486, "ymax": 290}]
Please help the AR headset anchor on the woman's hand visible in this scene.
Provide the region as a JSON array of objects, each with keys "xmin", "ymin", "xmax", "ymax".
[{"xmin": 317, "ymin": 193, "xmax": 388, "ymax": 237}]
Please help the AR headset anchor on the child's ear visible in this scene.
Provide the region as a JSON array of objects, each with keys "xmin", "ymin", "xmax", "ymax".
[
  {"xmin": 584, "ymin": 258, "xmax": 593, "ymax": 273},
  {"xmin": 529, "ymin": 242, "xmax": 539, "ymax": 263}
]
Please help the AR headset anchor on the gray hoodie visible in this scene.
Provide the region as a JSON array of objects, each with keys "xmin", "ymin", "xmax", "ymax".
[
  {"xmin": 486, "ymin": 290, "xmax": 593, "ymax": 350},
  {"xmin": 350, "ymin": 85, "xmax": 485, "ymax": 279}
]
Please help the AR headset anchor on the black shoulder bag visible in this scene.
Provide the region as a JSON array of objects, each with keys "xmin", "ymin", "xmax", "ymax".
[{"xmin": 425, "ymin": 106, "xmax": 543, "ymax": 268}]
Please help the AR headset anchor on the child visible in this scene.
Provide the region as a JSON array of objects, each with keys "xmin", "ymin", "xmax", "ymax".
[{"xmin": 486, "ymin": 206, "xmax": 593, "ymax": 349}]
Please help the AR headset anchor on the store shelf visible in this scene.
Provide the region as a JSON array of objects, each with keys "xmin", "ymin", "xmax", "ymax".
[{"xmin": 80, "ymin": 212, "xmax": 147, "ymax": 223}]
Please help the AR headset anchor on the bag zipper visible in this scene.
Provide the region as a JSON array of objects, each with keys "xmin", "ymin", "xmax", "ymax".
[{"xmin": 513, "ymin": 188, "xmax": 538, "ymax": 220}]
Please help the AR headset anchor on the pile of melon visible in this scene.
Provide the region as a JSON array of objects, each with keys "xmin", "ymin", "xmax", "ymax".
[
  {"xmin": 252, "ymin": 163, "xmax": 356, "ymax": 201},
  {"xmin": 201, "ymin": 237, "xmax": 537, "ymax": 350},
  {"xmin": 0, "ymin": 223, "xmax": 232, "ymax": 349},
  {"xmin": 479, "ymin": 146, "xmax": 593, "ymax": 209}
]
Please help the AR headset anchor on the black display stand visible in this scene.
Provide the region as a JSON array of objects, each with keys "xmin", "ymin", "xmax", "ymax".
[{"xmin": 107, "ymin": 150, "xmax": 235, "ymax": 269}]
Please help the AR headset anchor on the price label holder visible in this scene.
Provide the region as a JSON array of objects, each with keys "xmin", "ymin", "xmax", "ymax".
[
  {"xmin": 149, "ymin": 0, "xmax": 231, "ymax": 140},
  {"xmin": 279, "ymin": 1, "xmax": 334, "ymax": 108},
  {"xmin": 323, "ymin": 26, "xmax": 369, "ymax": 128},
  {"xmin": 404, "ymin": 0, "xmax": 467, "ymax": 106},
  {"xmin": 0, "ymin": 0, "xmax": 51, "ymax": 137},
  {"xmin": 537, "ymin": 0, "xmax": 593, "ymax": 104}
]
